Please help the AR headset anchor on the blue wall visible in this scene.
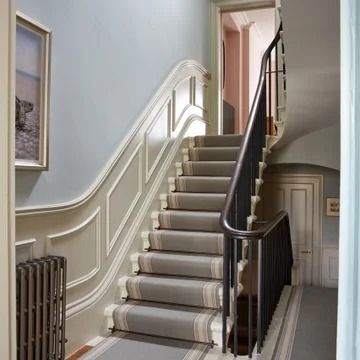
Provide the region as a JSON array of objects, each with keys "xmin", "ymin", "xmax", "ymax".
[{"xmin": 16, "ymin": 0, "xmax": 211, "ymax": 207}]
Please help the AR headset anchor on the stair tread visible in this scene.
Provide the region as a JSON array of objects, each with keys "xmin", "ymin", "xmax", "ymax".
[
  {"xmin": 167, "ymin": 192, "xmax": 226, "ymax": 211},
  {"xmin": 113, "ymin": 300, "xmax": 219, "ymax": 343},
  {"xmin": 126, "ymin": 274, "xmax": 222, "ymax": 308}
]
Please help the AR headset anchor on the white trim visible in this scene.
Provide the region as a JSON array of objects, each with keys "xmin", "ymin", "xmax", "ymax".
[
  {"xmin": 15, "ymin": 238, "xmax": 37, "ymax": 260},
  {"xmin": 0, "ymin": 0, "xmax": 16, "ymax": 357},
  {"xmin": 105, "ymin": 143, "xmax": 143, "ymax": 256},
  {"xmin": 321, "ymin": 245, "xmax": 339, "ymax": 288},
  {"xmin": 16, "ymin": 60, "xmax": 210, "ymax": 216},
  {"xmin": 15, "ymin": 238, "xmax": 37, "ymax": 248},
  {"xmin": 65, "ymin": 116, "xmax": 206, "ymax": 319},
  {"xmin": 47, "ymin": 207, "xmax": 101, "ymax": 290},
  {"xmin": 145, "ymin": 99, "xmax": 171, "ymax": 183},
  {"xmin": 172, "ymin": 76, "xmax": 193, "ymax": 131}
]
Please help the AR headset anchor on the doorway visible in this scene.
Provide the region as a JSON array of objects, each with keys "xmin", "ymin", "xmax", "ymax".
[
  {"xmin": 258, "ymin": 174, "xmax": 323, "ymax": 285},
  {"xmin": 222, "ymin": 8, "xmax": 276, "ymax": 134}
]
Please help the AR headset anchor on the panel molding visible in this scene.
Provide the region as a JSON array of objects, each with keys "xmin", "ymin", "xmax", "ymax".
[
  {"xmin": 194, "ymin": 77, "xmax": 209, "ymax": 111},
  {"xmin": 172, "ymin": 76, "xmax": 193, "ymax": 131},
  {"xmin": 47, "ymin": 207, "xmax": 101, "ymax": 290},
  {"xmin": 15, "ymin": 238, "xmax": 36, "ymax": 261},
  {"xmin": 106, "ymin": 143, "xmax": 142, "ymax": 256},
  {"xmin": 145, "ymin": 99, "xmax": 171, "ymax": 183},
  {"xmin": 322, "ymin": 246, "xmax": 339, "ymax": 288}
]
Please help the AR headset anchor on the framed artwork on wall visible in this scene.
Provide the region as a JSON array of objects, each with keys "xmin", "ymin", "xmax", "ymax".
[
  {"xmin": 15, "ymin": 12, "xmax": 51, "ymax": 170},
  {"xmin": 326, "ymin": 197, "xmax": 340, "ymax": 217}
]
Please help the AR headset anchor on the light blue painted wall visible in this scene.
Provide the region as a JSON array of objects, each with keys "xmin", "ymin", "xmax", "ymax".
[{"xmin": 16, "ymin": 0, "xmax": 211, "ymax": 207}]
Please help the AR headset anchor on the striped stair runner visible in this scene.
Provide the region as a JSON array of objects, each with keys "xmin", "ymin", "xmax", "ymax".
[{"xmin": 83, "ymin": 135, "xmax": 245, "ymax": 359}]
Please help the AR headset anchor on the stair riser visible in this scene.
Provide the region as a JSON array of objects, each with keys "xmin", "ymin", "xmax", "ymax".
[
  {"xmin": 138, "ymin": 254, "xmax": 223, "ymax": 280},
  {"xmin": 158, "ymin": 212, "xmax": 222, "ymax": 232},
  {"xmin": 195, "ymin": 135, "xmax": 243, "ymax": 148},
  {"xmin": 166, "ymin": 194, "xmax": 225, "ymax": 211},
  {"xmin": 175, "ymin": 178, "xmax": 230, "ymax": 193},
  {"xmin": 148, "ymin": 231, "xmax": 224, "ymax": 255},
  {"xmin": 189, "ymin": 148, "xmax": 239, "ymax": 161},
  {"xmin": 126, "ymin": 277, "xmax": 222, "ymax": 309},
  {"xmin": 182, "ymin": 162, "xmax": 235, "ymax": 177}
]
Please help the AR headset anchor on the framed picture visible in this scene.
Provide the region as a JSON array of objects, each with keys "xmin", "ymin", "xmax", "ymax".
[
  {"xmin": 15, "ymin": 12, "xmax": 51, "ymax": 170},
  {"xmin": 326, "ymin": 197, "xmax": 340, "ymax": 217}
]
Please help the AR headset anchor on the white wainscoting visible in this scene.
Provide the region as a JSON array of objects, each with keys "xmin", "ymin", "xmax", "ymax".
[
  {"xmin": 47, "ymin": 207, "xmax": 101, "ymax": 290},
  {"xmin": 106, "ymin": 143, "xmax": 143, "ymax": 256},
  {"xmin": 322, "ymin": 246, "xmax": 339, "ymax": 288},
  {"xmin": 145, "ymin": 99, "xmax": 171, "ymax": 183},
  {"xmin": 172, "ymin": 76, "xmax": 193, "ymax": 130},
  {"xmin": 15, "ymin": 60, "xmax": 210, "ymax": 356},
  {"xmin": 15, "ymin": 238, "xmax": 36, "ymax": 263}
]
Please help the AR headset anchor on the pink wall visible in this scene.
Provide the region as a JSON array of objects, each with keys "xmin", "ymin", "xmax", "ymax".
[{"xmin": 222, "ymin": 15, "xmax": 250, "ymax": 134}]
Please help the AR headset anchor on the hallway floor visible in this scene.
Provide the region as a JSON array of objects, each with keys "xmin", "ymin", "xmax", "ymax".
[{"xmin": 274, "ymin": 286, "xmax": 338, "ymax": 360}]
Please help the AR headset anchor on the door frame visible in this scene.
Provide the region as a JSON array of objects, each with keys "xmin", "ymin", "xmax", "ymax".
[
  {"xmin": 209, "ymin": 0, "xmax": 276, "ymax": 135},
  {"xmin": 262, "ymin": 174, "xmax": 323, "ymax": 286},
  {"xmin": 0, "ymin": 0, "xmax": 16, "ymax": 358}
]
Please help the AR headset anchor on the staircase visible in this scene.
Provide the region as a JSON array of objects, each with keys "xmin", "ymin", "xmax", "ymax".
[
  {"xmin": 84, "ymin": 19, "xmax": 293, "ymax": 360},
  {"xmin": 112, "ymin": 135, "xmax": 244, "ymax": 348}
]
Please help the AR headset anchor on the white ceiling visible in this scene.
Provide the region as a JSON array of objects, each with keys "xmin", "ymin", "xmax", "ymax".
[{"xmin": 227, "ymin": 8, "xmax": 276, "ymax": 50}]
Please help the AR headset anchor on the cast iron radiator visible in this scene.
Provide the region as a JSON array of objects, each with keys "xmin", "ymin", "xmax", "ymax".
[{"xmin": 16, "ymin": 256, "xmax": 67, "ymax": 360}]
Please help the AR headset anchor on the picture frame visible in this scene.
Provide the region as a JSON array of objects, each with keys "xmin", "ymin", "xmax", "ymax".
[
  {"xmin": 15, "ymin": 12, "xmax": 51, "ymax": 170},
  {"xmin": 326, "ymin": 197, "xmax": 340, "ymax": 217}
]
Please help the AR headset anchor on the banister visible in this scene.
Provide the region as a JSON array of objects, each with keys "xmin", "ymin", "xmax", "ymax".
[
  {"xmin": 227, "ymin": 210, "xmax": 290, "ymax": 240},
  {"xmin": 220, "ymin": 24, "xmax": 282, "ymax": 238},
  {"xmin": 220, "ymin": 22, "xmax": 292, "ymax": 358}
]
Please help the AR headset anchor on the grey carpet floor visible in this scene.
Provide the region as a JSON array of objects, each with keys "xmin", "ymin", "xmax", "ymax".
[
  {"xmin": 79, "ymin": 332, "xmax": 209, "ymax": 360},
  {"xmin": 290, "ymin": 287, "xmax": 338, "ymax": 360},
  {"xmin": 278, "ymin": 287, "xmax": 337, "ymax": 360}
]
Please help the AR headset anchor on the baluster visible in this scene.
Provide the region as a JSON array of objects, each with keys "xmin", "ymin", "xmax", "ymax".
[
  {"xmin": 233, "ymin": 238, "xmax": 238, "ymax": 357},
  {"xmin": 257, "ymin": 238, "xmax": 263, "ymax": 353},
  {"xmin": 222, "ymin": 236, "xmax": 230, "ymax": 353},
  {"xmin": 248, "ymin": 240, "xmax": 253, "ymax": 358}
]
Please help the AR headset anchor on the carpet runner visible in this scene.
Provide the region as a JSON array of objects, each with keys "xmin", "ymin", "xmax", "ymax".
[
  {"xmin": 80, "ymin": 332, "xmax": 209, "ymax": 360},
  {"xmin": 105, "ymin": 135, "xmax": 244, "ymax": 355}
]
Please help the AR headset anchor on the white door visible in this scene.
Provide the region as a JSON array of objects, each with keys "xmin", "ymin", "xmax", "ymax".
[{"xmin": 259, "ymin": 174, "xmax": 322, "ymax": 285}]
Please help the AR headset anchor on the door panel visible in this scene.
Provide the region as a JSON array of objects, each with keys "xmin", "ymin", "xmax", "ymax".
[{"xmin": 260, "ymin": 175, "xmax": 322, "ymax": 285}]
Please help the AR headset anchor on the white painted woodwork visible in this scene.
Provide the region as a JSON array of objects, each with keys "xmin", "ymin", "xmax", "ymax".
[
  {"xmin": 47, "ymin": 208, "xmax": 101, "ymax": 289},
  {"xmin": 261, "ymin": 174, "xmax": 323, "ymax": 285},
  {"xmin": 145, "ymin": 100, "xmax": 171, "ymax": 183},
  {"xmin": 15, "ymin": 61, "xmax": 209, "ymax": 355},
  {"xmin": 172, "ymin": 76, "xmax": 193, "ymax": 130},
  {"xmin": 322, "ymin": 246, "xmax": 339, "ymax": 288},
  {"xmin": 15, "ymin": 238, "xmax": 36, "ymax": 263},
  {"xmin": 0, "ymin": 0, "xmax": 16, "ymax": 358},
  {"xmin": 106, "ymin": 144, "xmax": 143, "ymax": 255}
]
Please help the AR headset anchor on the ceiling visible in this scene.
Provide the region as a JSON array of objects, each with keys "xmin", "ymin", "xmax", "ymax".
[{"xmin": 225, "ymin": 8, "xmax": 276, "ymax": 50}]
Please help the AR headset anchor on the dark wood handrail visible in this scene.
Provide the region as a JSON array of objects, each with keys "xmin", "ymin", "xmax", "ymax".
[{"xmin": 220, "ymin": 24, "xmax": 282, "ymax": 238}]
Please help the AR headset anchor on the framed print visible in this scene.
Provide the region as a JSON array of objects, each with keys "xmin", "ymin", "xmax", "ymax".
[
  {"xmin": 326, "ymin": 197, "xmax": 340, "ymax": 217},
  {"xmin": 15, "ymin": 12, "xmax": 51, "ymax": 170}
]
